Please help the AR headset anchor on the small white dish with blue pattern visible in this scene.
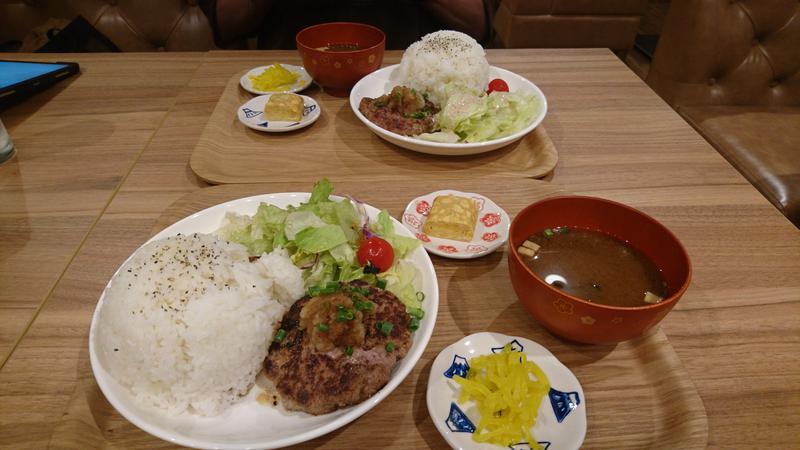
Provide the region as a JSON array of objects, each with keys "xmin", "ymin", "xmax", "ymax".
[
  {"xmin": 237, "ymin": 94, "xmax": 320, "ymax": 133},
  {"xmin": 427, "ymin": 332, "xmax": 586, "ymax": 450}
]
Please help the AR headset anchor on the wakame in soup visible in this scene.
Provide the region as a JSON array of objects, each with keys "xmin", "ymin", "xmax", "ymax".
[{"xmin": 519, "ymin": 227, "xmax": 668, "ymax": 307}]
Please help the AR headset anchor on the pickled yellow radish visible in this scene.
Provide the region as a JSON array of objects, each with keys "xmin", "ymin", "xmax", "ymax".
[
  {"xmin": 454, "ymin": 344, "xmax": 550, "ymax": 448},
  {"xmin": 248, "ymin": 63, "xmax": 299, "ymax": 91}
]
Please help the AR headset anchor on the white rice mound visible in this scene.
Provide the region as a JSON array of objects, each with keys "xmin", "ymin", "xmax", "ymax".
[
  {"xmin": 95, "ymin": 233, "xmax": 305, "ymax": 416},
  {"xmin": 392, "ymin": 30, "xmax": 490, "ymax": 105}
]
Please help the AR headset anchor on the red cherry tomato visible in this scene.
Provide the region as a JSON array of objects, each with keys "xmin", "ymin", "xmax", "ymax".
[
  {"xmin": 487, "ymin": 78, "xmax": 509, "ymax": 94},
  {"xmin": 357, "ymin": 236, "xmax": 394, "ymax": 272}
]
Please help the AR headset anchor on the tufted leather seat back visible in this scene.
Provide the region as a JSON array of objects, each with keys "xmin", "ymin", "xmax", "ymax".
[
  {"xmin": 646, "ymin": 0, "xmax": 800, "ymax": 107},
  {"xmin": 0, "ymin": 0, "xmax": 215, "ymax": 51},
  {"xmin": 493, "ymin": 0, "xmax": 647, "ymax": 51}
]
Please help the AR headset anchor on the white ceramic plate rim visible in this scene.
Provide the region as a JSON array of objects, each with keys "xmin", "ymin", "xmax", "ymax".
[
  {"xmin": 402, "ymin": 190, "xmax": 510, "ymax": 259},
  {"xmin": 349, "ymin": 64, "xmax": 548, "ymax": 150},
  {"xmin": 427, "ymin": 332, "xmax": 587, "ymax": 450},
  {"xmin": 239, "ymin": 64, "xmax": 312, "ymax": 95},
  {"xmin": 237, "ymin": 94, "xmax": 320, "ymax": 133},
  {"xmin": 89, "ymin": 193, "xmax": 439, "ymax": 450}
]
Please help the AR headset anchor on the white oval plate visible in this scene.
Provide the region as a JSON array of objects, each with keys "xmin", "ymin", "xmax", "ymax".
[
  {"xmin": 238, "ymin": 94, "xmax": 320, "ymax": 133},
  {"xmin": 240, "ymin": 64, "xmax": 312, "ymax": 95},
  {"xmin": 89, "ymin": 193, "xmax": 439, "ymax": 450},
  {"xmin": 428, "ymin": 332, "xmax": 586, "ymax": 450},
  {"xmin": 349, "ymin": 65, "xmax": 547, "ymax": 156},
  {"xmin": 402, "ymin": 190, "xmax": 509, "ymax": 259}
]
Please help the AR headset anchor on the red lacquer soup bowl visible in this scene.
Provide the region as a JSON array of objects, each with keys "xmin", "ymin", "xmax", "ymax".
[
  {"xmin": 508, "ymin": 196, "xmax": 691, "ymax": 344},
  {"xmin": 296, "ymin": 22, "xmax": 385, "ymax": 96}
]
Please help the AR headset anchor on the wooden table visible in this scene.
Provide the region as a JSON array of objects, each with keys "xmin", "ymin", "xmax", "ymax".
[{"xmin": 0, "ymin": 50, "xmax": 797, "ymax": 449}]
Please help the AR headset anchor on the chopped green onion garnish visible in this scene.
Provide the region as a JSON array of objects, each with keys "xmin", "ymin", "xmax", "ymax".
[
  {"xmin": 354, "ymin": 287, "xmax": 369, "ymax": 296},
  {"xmin": 408, "ymin": 308, "xmax": 425, "ymax": 320},
  {"xmin": 317, "ymin": 323, "xmax": 329, "ymax": 332},
  {"xmin": 354, "ymin": 300, "xmax": 374, "ymax": 311},
  {"xmin": 544, "ymin": 228, "xmax": 554, "ymax": 238},
  {"xmin": 416, "ymin": 291, "xmax": 425, "ymax": 302},
  {"xmin": 307, "ymin": 286, "xmax": 321, "ymax": 297},
  {"xmin": 335, "ymin": 305, "xmax": 355, "ymax": 322},
  {"xmin": 375, "ymin": 278, "xmax": 387, "ymax": 289},
  {"xmin": 411, "ymin": 111, "xmax": 426, "ymax": 119},
  {"xmin": 409, "ymin": 317, "xmax": 420, "ymax": 330},
  {"xmin": 386, "ymin": 342, "xmax": 395, "ymax": 353},
  {"xmin": 309, "ymin": 282, "xmax": 341, "ymax": 296},
  {"xmin": 363, "ymin": 262, "xmax": 379, "ymax": 274},
  {"xmin": 559, "ymin": 226, "xmax": 570, "ymax": 234},
  {"xmin": 344, "ymin": 346, "xmax": 353, "ymax": 357},
  {"xmin": 377, "ymin": 321, "xmax": 393, "ymax": 336},
  {"xmin": 274, "ymin": 329, "xmax": 286, "ymax": 343}
]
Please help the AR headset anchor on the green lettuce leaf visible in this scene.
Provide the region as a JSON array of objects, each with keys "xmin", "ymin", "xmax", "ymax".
[
  {"xmin": 216, "ymin": 204, "xmax": 288, "ymax": 255},
  {"xmin": 217, "ymin": 179, "xmax": 422, "ymax": 301},
  {"xmin": 308, "ymin": 178, "xmax": 333, "ymax": 204},
  {"xmin": 284, "ymin": 210, "xmax": 326, "ymax": 240},
  {"xmin": 379, "ymin": 259, "xmax": 422, "ymax": 310},
  {"xmin": 370, "ymin": 210, "xmax": 420, "ymax": 259},
  {"xmin": 305, "ymin": 253, "xmax": 337, "ymax": 287},
  {"xmin": 294, "ymin": 224, "xmax": 348, "ymax": 254}
]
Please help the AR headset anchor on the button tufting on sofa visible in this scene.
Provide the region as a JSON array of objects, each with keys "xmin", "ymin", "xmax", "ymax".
[{"xmin": 646, "ymin": 0, "xmax": 800, "ymax": 227}]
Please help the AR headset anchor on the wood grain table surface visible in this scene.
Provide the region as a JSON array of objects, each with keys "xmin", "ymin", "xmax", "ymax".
[
  {"xmin": 0, "ymin": 49, "xmax": 798, "ymax": 449},
  {"xmin": 0, "ymin": 53, "xmax": 206, "ymax": 363}
]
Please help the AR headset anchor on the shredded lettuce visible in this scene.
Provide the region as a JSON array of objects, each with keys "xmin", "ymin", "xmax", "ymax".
[
  {"xmin": 217, "ymin": 202, "xmax": 288, "ymax": 255},
  {"xmin": 378, "ymin": 259, "xmax": 422, "ymax": 310},
  {"xmin": 434, "ymin": 87, "xmax": 541, "ymax": 143},
  {"xmin": 370, "ymin": 210, "xmax": 420, "ymax": 259}
]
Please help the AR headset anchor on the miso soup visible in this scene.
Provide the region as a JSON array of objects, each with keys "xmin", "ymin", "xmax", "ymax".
[
  {"xmin": 520, "ymin": 227, "xmax": 667, "ymax": 307},
  {"xmin": 315, "ymin": 43, "xmax": 362, "ymax": 52}
]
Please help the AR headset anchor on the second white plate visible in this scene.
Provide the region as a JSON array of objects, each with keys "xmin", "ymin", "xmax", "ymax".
[{"xmin": 349, "ymin": 65, "xmax": 547, "ymax": 156}]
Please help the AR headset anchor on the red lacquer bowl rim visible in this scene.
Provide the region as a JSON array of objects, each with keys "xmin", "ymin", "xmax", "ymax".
[
  {"xmin": 296, "ymin": 22, "xmax": 386, "ymax": 54},
  {"xmin": 509, "ymin": 195, "xmax": 692, "ymax": 312}
]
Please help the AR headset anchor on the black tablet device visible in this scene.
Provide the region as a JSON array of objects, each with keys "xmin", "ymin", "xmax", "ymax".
[{"xmin": 0, "ymin": 60, "xmax": 80, "ymax": 110}]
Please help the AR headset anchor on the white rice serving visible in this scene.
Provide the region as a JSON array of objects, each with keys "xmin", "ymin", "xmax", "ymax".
[
  {"xmin": 95, "ymin": 233, "xmax": 304, "ymax": 416},
  {"xmin": 392, "ymin": 30, "xmax": 490, "ymax": 105}
]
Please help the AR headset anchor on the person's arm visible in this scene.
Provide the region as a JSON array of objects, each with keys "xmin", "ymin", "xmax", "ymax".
[{"xmin": 424, "ymin": 0, "xmax": 489, "ymax": 42}]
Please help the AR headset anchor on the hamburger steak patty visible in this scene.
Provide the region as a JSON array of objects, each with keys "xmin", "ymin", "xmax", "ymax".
[
  {"xmin": 358, "ymin": 86, "xmax": 438, "ymax": 136},
  {"xmin": 263, "ymin": 281, "xmax": 412, "ymax": 415}
]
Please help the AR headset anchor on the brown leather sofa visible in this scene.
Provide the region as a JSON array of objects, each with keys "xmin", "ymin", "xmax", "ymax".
[
  {"xmin": 493, "ymin": 0, "xmax": 648, "ymax": 51},
  {"xmin": 646, "ymin": 0, "xmax": 800, "ymax": 227},
  {"xmin": 0, "ymin": 0, "xmax": 269, "ymax": 51}
]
